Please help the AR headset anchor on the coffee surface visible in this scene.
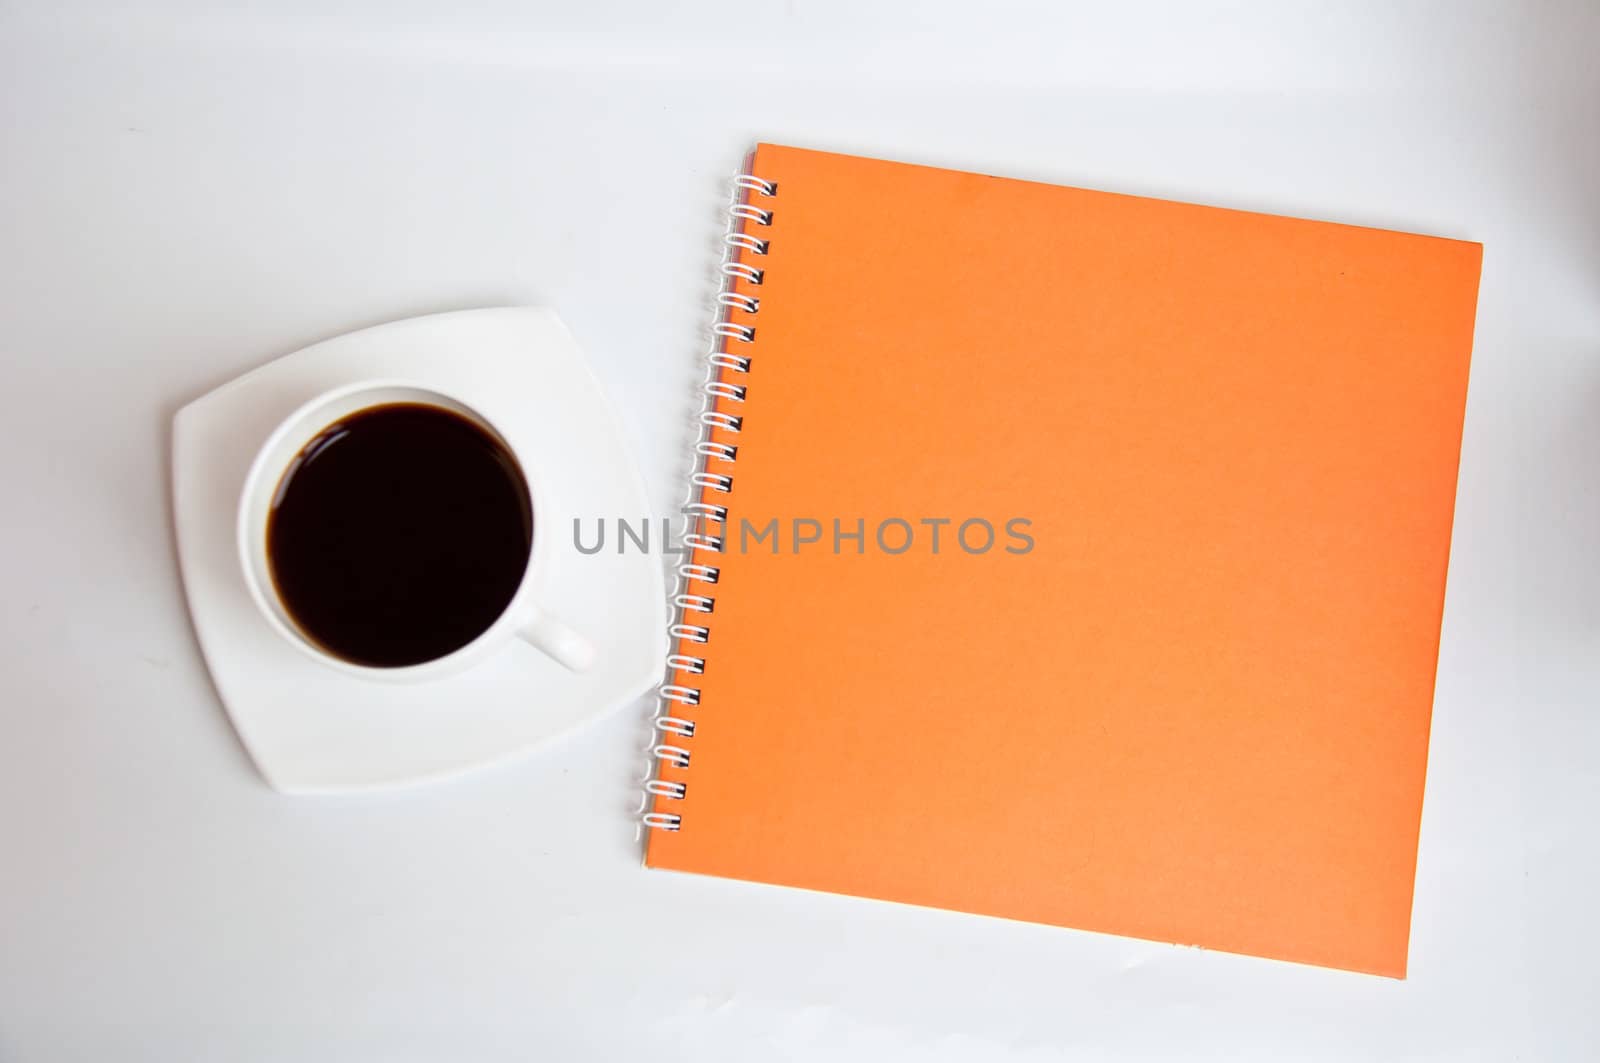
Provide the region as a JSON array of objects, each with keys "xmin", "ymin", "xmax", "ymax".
[{"xmin": 267, "ymin": 402, "xmax": 533, "ymax": 667}]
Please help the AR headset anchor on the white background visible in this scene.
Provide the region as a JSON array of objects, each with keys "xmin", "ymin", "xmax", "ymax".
[{"xmin": 2, "ymin": 1, "xmax": 1597, "ymax": 1058}]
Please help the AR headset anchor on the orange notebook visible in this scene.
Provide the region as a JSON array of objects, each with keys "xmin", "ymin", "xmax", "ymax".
[{"xmin": 643, "ymin": 143, "xmax": 1481, "ymax": 977}]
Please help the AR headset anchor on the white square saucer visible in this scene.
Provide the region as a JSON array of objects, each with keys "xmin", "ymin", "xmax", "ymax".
[{"xmin": 172, "ymin": 308, "xmax": 665, "ymax": 793}]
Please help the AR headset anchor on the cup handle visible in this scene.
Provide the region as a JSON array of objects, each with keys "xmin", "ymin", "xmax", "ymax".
[{"xmin": 517, "ymin": 608, "xmax": 596, "ymax": 672}]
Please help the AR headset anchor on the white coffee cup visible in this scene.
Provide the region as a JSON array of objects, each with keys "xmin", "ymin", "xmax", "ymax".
[{"xmin": 237, "ymin": 379, "xmax": 595, "ymax": 682}]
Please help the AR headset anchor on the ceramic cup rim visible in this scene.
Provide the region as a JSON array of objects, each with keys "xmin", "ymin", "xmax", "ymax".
[{"xmin": 235, "ymin": 378, "xmax": 546, "ymax": 682}]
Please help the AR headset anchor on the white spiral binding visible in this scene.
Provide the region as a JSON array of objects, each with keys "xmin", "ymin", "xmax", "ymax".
[
  {"xmin": 722, "ymin": 261, "xmax": 765, "ymax": 285},
  {"xmin": 700, "ymin": 410, "xmax": 743, "ymax": 432},
  {"xmin": 690, "ymin": 472, "xmax": 734, "ymax": 494},
  {"xmin": 638, "ymin": 169, "xmax": 776, "ymax": 835},
  {"xmin": 708, "ymin": 352, "xmax": 751, "ymax": 374},
  {"xmin": 669, "ymin": 623, "xmax": 710, "ymax": 643},
  {"xmin": 678, "ymin": 564, "xmax": 720, "ymax": 584}
]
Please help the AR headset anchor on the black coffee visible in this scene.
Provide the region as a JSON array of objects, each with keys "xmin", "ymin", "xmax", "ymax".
[{"xmin": 267, "ymin": 402, "xmax": 533, "ymax": 668}]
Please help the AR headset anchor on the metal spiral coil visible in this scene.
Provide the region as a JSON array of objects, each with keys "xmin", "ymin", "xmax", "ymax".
[{"xmin": 639, "ymin": 169, "xmax": 776, "ymax": 834}]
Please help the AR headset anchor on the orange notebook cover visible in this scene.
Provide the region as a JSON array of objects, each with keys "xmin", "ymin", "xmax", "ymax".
[{"xmin": 644, "ymin": 143, "xmax": 1481, "ymax": 977}]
